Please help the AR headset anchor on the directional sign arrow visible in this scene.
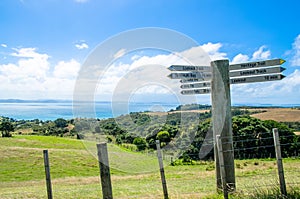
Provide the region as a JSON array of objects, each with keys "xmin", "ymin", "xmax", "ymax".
[
  {"xmin": 168, "ymin": 65, "xmax": 211, "ymax": 72},
  {"xmin": 229, "ymin": 66, "xmax": 286, "ymax": 78},
  {"xmin": 181, "ymin": 82, "xmax": 211, "ymax": 89},
  {"xmin": 180, "ymin": 78, "xmax": 206, "ymax": 83},
  {"xmin": 230, "ymin": 74, "xmax": 285, "ymax": 84},
  {"xmin": 181, "ymin": 88, "xmax": 211, "ymax": 95},
  {"xmin": 229, "ymin": 58, "xmax": 285, "ymax": 71},
  {"xmin": 168, "ymin": 72, "xmax": 212, "ymax": 81}
]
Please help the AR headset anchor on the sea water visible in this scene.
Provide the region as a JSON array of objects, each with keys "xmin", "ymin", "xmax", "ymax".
[{"xmin": 0, "ymin": 101, "xmax": 179, "ymax": 121}]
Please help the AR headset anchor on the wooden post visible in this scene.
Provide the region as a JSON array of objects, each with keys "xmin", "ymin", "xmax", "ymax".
[
  {"xmin": 156, "ymin": 140, "xmax": 169, "ymax": 199},
  {"xmin": 211, "ymin": 59, "xmax": 235, "ymax": 192},
  {"xmin": 97, "ymin": 143, "xmax": 113, "ymax": 199},
  {"xmin": 216, "ymin": 135, "xmax": 229, "ymax": 199},
  {"xmin": 43, "ymin": 150, "xmax": 53, "ymax": 199},
  {"xmin": 272, "ymin": 128, "xmax": 287, "ymax": 196}
]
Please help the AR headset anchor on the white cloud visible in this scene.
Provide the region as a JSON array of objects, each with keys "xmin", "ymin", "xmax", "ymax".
[
  {"xmin": 1, "ymin": 48, "xmax": 50, "ymax": 81},
  {"xmin": 231, "ymin": 45, "xmax": 271, "ymax": 64},
  {"xmin": 252, "ymin": 45, "xmax": 271, "ymax": 60},
  {"xmin": 75, "ymin": 42, "xmax": 89, "ymax": 50},
  {"xmin": 95, "ymin": 43, "xmax": 223, "ymax": 102},
  {"xmin": 1, "ymin": 44, "xmax": 7, "ymax": 48},
  {"xmin": 53, "ymin": 59, "xmax": 81, "ymax": 79},
  {"xmin": 0, "ymin": 47, "xmax": 81, "ymax": 99},
  {"xmin": 231, "ymin": 69, "xmax": 300, "ymax": 104},
  {"xmin": 200, "ymin": 42, "xmax": 227, "ymax": 61},
  {"xmin": 231, "ymin": 53, "xmax": 249, "ymax": 64},
  {"xmin": 11, "ymin": 47, "xmax": 49, "ymax": 59},
  {"xmin": 1, "ymin": 42, "xmax": 299, "ymax": 104},
  {"xmin": 291, "ymin": 34, "xmax": 300, "ymax": 66}
]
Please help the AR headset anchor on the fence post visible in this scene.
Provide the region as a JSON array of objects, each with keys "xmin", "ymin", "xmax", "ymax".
[
  {"xmin": 97, "ymin": 143, "xmax": 113, "ymax": 199},
  {"xmin": 216, "ymin": 135, "xmax": 229, "ymax": 199},
  {"xmin": 272, "ymin": 128, "xmax": 287, "ymax": 196},
  {"xmin": 211, "ymin": 59, "xmax": 235, "ymax": 191},
  {"xmin": 43, "ymin": 150, "xmax": 53, "ymax": 199},
  {"xmin": 156, "ymin": 140, "xmax": 169, "ymax": 199}
]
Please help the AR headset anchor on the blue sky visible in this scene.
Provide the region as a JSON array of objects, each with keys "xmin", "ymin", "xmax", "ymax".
[{"xmin": 0, "ymin": 0, "xmax": 300, "ymax": 105}]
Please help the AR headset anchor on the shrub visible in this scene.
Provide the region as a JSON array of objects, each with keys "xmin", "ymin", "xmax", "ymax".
[{"xmin": 133, "ymin": 137, "xmax": 147, "ymax": 151}]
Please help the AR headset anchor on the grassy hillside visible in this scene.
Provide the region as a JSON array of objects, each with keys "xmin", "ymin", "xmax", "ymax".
[
  {"xmin": 0, "ymin": 135, "xmax": 163, "ymax": 182},
  {"xmin": 1, "ymin": 135, "xmax": 299, "ymax": 198}
]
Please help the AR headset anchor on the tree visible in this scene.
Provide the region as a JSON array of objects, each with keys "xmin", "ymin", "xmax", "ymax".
[
  {"xmin": 0, "ymin": 120, "xmax": 14, "ymax": 137},
  {"xmin": 133, "ymin": 137, "xmax": 147, "ymax": 151},
  {"xmin": 54, "ymin": 118, "xmax": 68, "ymax": 128},
  {"xmin": 156, "ymin": 131, "xmax": 170, "ymax": 143}
]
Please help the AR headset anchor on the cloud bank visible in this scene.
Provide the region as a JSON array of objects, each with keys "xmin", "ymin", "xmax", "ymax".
[
  {"xmin": 0, "ymin": 35, "xmax": 299, "ymax": 105},
  {"xmin": 0, "ymin": 48, "xmax": 80, "ymax": 99}
]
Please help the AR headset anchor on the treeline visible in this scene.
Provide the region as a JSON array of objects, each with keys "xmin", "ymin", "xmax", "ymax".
[
  {"xmin": 73, "ymin": 109, "xmax": 300, "ymax": 160},
  {"xmin": 0, "ymin": 117, "xmax": 76, "ymax": 137},
  {"xmin": 1, "ymin": 106, "xmax": 300, "ymax": 161}
]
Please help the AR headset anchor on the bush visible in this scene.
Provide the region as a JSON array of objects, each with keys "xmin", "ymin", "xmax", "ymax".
[{"xmin": 133, "ymin": 137, "xmax": 147, "ymax": 151}]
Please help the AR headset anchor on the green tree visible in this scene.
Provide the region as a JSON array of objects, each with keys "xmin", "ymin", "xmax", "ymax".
[
  {"xmin": 156, "ymin": 131, "xmax": 170, "ymax": 143},
  {"xmin": 54, "ymin": 118, "xmax": 68, "ymax": 128},
  {"xmin": 133, "ymin": 137, "xmax": 147, "ymax": 151},
  {"xmin": 0, "ymin": 120, "xmax": 14, "ymax": 137}
]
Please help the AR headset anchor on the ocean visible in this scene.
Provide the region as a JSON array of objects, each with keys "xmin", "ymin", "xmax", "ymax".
[
  {"xmin": 0, "ymin": 101, "xmax": 179, "ymax": 121},
  {"xmin": 1, "ymin": 100, "xmax": 299, "ymax": 121}
]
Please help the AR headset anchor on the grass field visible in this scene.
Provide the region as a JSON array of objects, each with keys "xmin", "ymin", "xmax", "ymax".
[
  {"xmin": 0, "ymin": 135, "xmax": 299, "ymax": 198},
  {"xmin": 250, "ymin": 108, "xmax": 300, "ymax": 122}
]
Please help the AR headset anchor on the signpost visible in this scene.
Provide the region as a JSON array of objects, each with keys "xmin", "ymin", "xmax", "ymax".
[
  {"xmin": 181, "ymin": 88, "xmax": 211, "ymax": 95},
  {"xmin": 229, "ymin": 66, "xmax": 285, "ymax": 78},
  {"xmin": 168, "ymin": 65, "xmax": 211, "ymax": 72},
  {"xmin": 180, "ymin": 82, "xmax": 211, "ymax": 89},
  {"xmin": 168, "ymin": 72, "xmax": 212, "ymax": 80},
  {"xmin": 180, "ymin": 78, "xmax": 205, "ymax": 83},
  {"xmin": 168, "ymin": 58, "xmax": 286, "ymax": 192},
  {"xmin": 230, "ymin": 74, "xmax": 285, "ymax": 84},
  {"xmin": 229, "ymin": 58, "xmax": 285, "ymax": 70}
]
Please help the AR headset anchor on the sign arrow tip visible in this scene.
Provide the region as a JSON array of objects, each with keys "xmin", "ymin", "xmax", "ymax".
[
  {"xmin": 168, "ymin": 66, "xmax": 174, "ymax": 71},
  {"xmin": 280, "ymin": 59, "xmax": 286, "ymax": 65},
  {"xmin": 281, "ymin": 74, "xmax": 286, "ymax": 79},
  {"xmin": 280, "ymin": 67, "xmax": 286, "ymax": 72}
]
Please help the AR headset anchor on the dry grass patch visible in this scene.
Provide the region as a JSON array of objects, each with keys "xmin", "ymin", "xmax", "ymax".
[{"xmin": 251, "ymin": 108, "xmax": 300, "ymax": 122}]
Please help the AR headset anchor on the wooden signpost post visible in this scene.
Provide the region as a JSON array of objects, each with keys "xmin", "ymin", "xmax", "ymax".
[{"xmin": 168, "ymin": 58, "xmax": 286, "ymax": 193}]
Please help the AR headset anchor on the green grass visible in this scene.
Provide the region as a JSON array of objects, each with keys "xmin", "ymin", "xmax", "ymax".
[
  {"xmin": 0, "ymin": 135, "xmax": 87, "ymax": 149},
  {"xmin": 0, "ymin": 135, "xmax": 299, "ymax": 198}
]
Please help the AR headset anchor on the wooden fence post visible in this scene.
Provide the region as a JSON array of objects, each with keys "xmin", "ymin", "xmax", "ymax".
[
  {"xmin": 97, "ymin": 143, "xmax": 113, "ymax": 199},
  {"xmin": 211, "ymin": 59, "xmax": 235, "ymax": 191},
  {"xmin": 272, "ymin": 128, "xmax": 287, "ymax": 196},
  {"xmin": 43, "ymin": 150, "xmax": 53, "ymax": 199},
  {"xmin": 216, "ymin": 135, "xmax": 229, "ymax": 199},
  {"xmin": 156, "ymin": 140, "xmax": 169, "ymax": 199}
]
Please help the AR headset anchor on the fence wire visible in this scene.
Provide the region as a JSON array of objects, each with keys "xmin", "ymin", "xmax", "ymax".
[{"xmin": 1, "ymin": 132, "xmax": 299, "ymax": 199}]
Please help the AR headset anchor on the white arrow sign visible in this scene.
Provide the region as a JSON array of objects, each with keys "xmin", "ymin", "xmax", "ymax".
[
  {"xmin": 180, "ymin": 78, "xmax": 206, "ymax": 83},
  {"xmin": 168, "ymin": 65, "xmax": 211, "ymax": 72},
  {"xmin": 230, "ymin": 74, "xmax": 285, "ymax": 84},
  {"xmin": 181, "ymin": 82, "xmax": 211, "ymax": 89},
  {"xmin": 168, "ymin": 72, "xmax": 212, "ymax": 81},
  {"xmin": 181, "ymin": 88, "xmax": 211, "ymax": 95},
  {"xmin": 229, "ymin": 58, "xmax": 285, "ymax": 71},
  {"xmin": 229, "ymin": 66, "xmax": 286, "ymax": 78}
]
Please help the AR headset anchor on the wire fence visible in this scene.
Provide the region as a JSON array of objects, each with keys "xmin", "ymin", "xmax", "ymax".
[{"xmin": 1, "ymin": 131, "xmax": 299, "ymax": 198}]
